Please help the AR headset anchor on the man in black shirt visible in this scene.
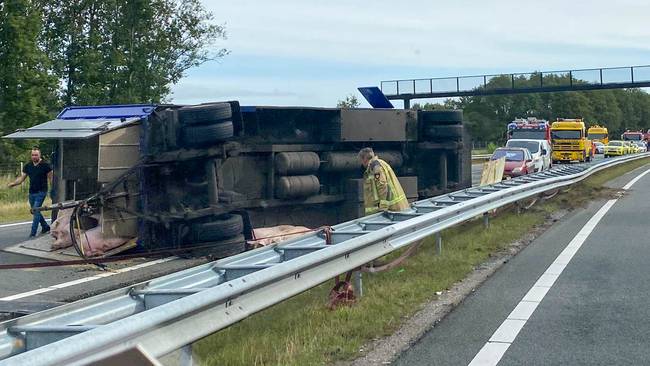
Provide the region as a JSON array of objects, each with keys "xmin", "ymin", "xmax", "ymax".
[{"xmin": 7, "ymin": 148, "xmax": 52, "ymax": 237}]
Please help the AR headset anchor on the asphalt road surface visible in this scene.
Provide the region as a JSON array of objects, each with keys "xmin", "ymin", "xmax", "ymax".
[
  {"xmin": 395, "ymin": 163, "xmax": 650, "ymax": 366},
  {"xmin": 0, "ymin": 221, "xmax": 204, "ymax": 310}
]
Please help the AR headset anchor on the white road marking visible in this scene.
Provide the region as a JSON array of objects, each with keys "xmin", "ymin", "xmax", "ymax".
[
  {"xmin": 468, "ymin": 168, "xmax": 650, "ymax": 366},
  {"xmin": 507, "ymin": 301, "xmax": 539, "ymax": 321},
  {"xmin": 489, "ymin": 319, "xmax": 527, "ymax": 343},
  {"xmin": 0, "ymin": 219, "xmax": 53, "ymax": 228},
  {"xmin": 0, "ymin": 221, "xmax": 37, "ymax": 228},
  {"xmin": 0, "ymin": 257, "xmax": 175, "ymax": 301},
  {"xmin": 622, "ymin": 169, "xmax": 650, "ymax": 189},
  {"xmin": 470, "ymin": 343, "xmax": 510, "ymax": 366}
]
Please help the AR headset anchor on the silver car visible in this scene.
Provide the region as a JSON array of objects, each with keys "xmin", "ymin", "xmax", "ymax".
[
  {"xmin": 593, "ymin": 141, "xmax": 605, "ymax": 154},
  {"xmin": 635, "ymin": 141, "xmax": 647, "ymax": 152}
]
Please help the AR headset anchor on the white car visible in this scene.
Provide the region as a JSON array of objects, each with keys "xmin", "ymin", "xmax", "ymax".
[
  {"xmin": 635, "ymin": 141, "xmax": 647, "ymax": 152},
  {"xmin": 593, "ymin": 141, "xmax": 605, "ymax": 154},
  {"xmin": 505, "ymin": 139, "xmax": 552, "ymax": 172}
]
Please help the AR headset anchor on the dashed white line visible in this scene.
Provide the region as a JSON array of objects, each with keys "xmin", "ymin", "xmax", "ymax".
[
  {"xmin": 468, "ymin": 167, "xmax": 650, "ymax": 366},
  {"xmin": 0, "ymin": 257, "xmax": 176, "ymax": 301}
]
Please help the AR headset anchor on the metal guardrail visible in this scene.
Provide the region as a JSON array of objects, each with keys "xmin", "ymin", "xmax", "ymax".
[
  {"xmin": 472, "ymin": 154, "xmax": 491, "ymax": 160},
  {"xmin": 0, "ymin": 153, "xmax": 648, "ymax": 365}
]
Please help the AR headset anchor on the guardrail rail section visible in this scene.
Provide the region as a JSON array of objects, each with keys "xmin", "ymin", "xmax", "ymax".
[{"xmin": 0, "ymin": 153, "xmax": 648, "ymax": 365}]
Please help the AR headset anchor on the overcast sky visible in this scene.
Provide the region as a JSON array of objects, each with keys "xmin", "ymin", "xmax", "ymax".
[{"xmin": 170, "ymin": 0, "xmax": 650, "ymax": 107}]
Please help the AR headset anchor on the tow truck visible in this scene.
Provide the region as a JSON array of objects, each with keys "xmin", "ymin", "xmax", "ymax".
[
  {"xmin": 587, "ymin": 125, "xmax": 609, "ymax": 144},
  {"xmin": 550, "ymin": 118, "xmax": 594, "ymax": 163}
]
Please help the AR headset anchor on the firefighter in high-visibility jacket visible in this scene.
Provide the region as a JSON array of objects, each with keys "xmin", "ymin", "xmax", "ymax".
[{"xmin": 358, "ymin": 148, "xmax": 410, "ymax": 215}]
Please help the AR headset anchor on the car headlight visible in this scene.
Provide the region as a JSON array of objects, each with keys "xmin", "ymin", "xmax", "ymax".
[{"xmin": 512, "ymin": 167, "xmax": 522, "ymax": 173}]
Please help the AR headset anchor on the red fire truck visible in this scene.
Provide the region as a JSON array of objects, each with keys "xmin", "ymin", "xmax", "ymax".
[
  {"xmin": 621, "ymin": 130, "xmax": 650, "ymax": 142},
  {"xmin": 507, "ymin": 117, "xmax": 551, "ymax": 143}
]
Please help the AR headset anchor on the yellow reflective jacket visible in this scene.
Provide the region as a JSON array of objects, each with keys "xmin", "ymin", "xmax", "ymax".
[{"xmin": 363, "ymin": 157, "xmax": 409, "ymax": 214}]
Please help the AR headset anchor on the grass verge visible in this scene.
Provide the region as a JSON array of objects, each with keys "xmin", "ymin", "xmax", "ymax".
[
  {"xmin": 195, "ymin": 157, "xmax": 649, "ymax": 366},
  {"xmin": 0, "ymin": 175, "xmax": 51, "ymax": 224}
]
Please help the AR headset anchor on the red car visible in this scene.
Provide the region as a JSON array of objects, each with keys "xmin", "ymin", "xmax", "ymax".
[{"xmin": 490, "ymin": 147, "xmax": 534, "ymax": 178}]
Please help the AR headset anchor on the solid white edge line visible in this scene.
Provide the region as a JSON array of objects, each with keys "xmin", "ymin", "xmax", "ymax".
[
  {"xmin": 468, "ymin": 167, "xmax": 650, "ymax": 366},
  {"xmin": 0, "ymin": 220, "xmax": 51, "ymax": 229},
  {"xmin": 0, "ymin": 257, "xmax": 176, "ymax": 301},
  {"xmin": 0, "ymin": 288, "xmax": 53, "ymax": 302},
  {"xmin": 623, "ymin": 168, "xmax": 650, "ymax": 190}
]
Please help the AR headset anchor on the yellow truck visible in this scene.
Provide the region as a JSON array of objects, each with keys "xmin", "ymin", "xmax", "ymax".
[
  {"xmin": 551, "ymin": 118, "xmax": 594, "ymax": 163},
  {"xmin": 587, "ymin": 125, "xmax": 609, "ymax": 144}
]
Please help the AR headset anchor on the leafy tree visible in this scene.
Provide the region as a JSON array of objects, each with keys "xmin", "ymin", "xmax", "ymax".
[
  {"xmin": 337, "ymin": 94, "xmax": 360, "ymax": 108},
  {"xmin": 0, "ymin": 0, "xmax": 59, "ymax": 163},
  {"xmin": 411, "ymin": 100, "xmax": 455, "ymax": 110},
  {"xmin": 41, "ymin": 0, "xmax": 228, "ymax": 105}
]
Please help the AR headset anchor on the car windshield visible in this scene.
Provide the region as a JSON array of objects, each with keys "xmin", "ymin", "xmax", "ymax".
[
  {"xmin": 510, "ymin": 130, "xmax": 546, "ymax": 140},
  {"xmin": 623, "ymin": 134, "xmax": 642, "ymax": 141},
  {"xmin": 506, "ymin": 140, "xmax": 539, "ymax": 153},
  {"xmin": 551, "ymin": 130, "xmax": 581, "ymax": 139},
  {"xmin": 609, "ymin": 141, "xmax": 622, "ymax": 146},
  {"xmin": 492, "ymin": 149, "xmax": 524, "ymax": 161},
  {"xmin": 588, "ymin": 133, "xmax": 607, "ymax": 140},
  {"xmin": 594, "ymin": 142, "xmax": 604, "ymax": 146}
]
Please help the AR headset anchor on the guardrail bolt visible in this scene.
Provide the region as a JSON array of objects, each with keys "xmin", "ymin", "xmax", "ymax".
[{"xmin": 435, "ymin": 232, "xmax": 443, "ymax": 255}]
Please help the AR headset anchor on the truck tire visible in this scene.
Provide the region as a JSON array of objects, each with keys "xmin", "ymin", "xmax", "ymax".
[
  {"xmin": 425, "ymin": 125, "xmax": 463, "ymax": 140},
  {"xmin": 191, "ymin": 214, "xmax": 243, "ymax": 242},
  {"xmin": 182, "ymin": 121, "xmax": 234, "ymax": 146},
  {"xmin": 179, "ymin": 103, "xmax": 232, "ymax": 125},
  {"xmin": 276, "ymin": 175, "xmax": 320, "ymax": 199},
  {"xmin": 275, "ymin": 152, "xmax": 320, "ymax": 175},
  {"xmin": 419, "ymin": 110, "xmax": 463, "ymax": 125},
  {"xmin": 190, "ymin": 235, "xmax": 246, "ymax": 259}
]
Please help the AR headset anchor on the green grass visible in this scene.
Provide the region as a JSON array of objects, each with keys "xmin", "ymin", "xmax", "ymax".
[
  {"xmin": 0, "ymin": 175, "xmax": 51, "ymax": 224},
  {"xmin": 195, "ymin": 158, "xmax": 650, "ymax": 366}
]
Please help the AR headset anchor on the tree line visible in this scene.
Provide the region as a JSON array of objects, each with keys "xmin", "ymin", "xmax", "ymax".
[
  {"xmin": 413, "ymin": 73, "xmax": 650, "ymax": 144},
  {"xmin": 0, "ymin": 0, "xmax": 226, "ymax": 163}
]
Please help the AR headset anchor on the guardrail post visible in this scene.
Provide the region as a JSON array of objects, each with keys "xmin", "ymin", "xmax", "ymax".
[
  {"xmin": 179, "ymin": 345, "xmax": 193, "ymax": 366},
  {"xmin": 483, "ymin": 213, "xmax": 489, "ymax": 229},
  {"xmin": 353, "ymin": 271, "xmax": 363, "ymax": 297},
  {"xmin": 435, "ymin": 232, "xmax": 442, "ymax": 255}
]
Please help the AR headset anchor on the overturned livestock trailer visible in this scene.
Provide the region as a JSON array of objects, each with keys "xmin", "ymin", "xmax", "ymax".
[{"xmin": 3, "ymin": 103, "xmax": 471, "ymax": 257}]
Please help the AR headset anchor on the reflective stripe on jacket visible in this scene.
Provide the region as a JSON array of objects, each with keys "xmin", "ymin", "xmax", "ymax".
[{"xmin": 363, "ymin": 157, "xmax": 409, "ymax": 214}]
